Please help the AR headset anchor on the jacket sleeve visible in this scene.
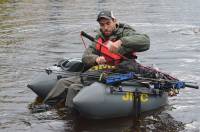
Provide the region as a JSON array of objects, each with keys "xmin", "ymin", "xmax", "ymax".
[
  {"xmin": 82, "ymin": 43, "xmax": 99, "ymax": 67},
  {"xmin": 117, "ymin": 28, "xmax": 150, "ymax": 55}
]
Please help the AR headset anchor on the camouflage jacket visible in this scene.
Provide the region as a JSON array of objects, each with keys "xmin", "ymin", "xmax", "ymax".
[{"xmin": 82, "ymin": 23, "xmax": 150, "ymax": 67}]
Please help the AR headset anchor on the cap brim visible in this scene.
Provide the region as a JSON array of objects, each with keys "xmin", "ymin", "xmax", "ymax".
[{"xmin": 97, "ymin": 16, "xmax": 112, "ymax": 21}]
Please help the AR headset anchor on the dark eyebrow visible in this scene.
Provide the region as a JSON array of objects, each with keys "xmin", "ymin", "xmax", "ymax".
[{"xmin": 106, "ymin": 21, "xmax": 111, "ymax": 24}]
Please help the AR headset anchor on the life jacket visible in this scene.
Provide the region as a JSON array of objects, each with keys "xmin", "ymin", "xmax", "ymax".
[
  {"xmin": 95, "ymin": 37, "xmax": 137, "ymax": 65},
  {"xmin": 95, "ymin": 37, "xmax": 122, "ymax": 65}
]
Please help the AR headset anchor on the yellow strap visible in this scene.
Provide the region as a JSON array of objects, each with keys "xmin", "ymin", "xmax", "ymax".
[{"xmin": 89, "ymin": 65, "xmax": 116, "ymax": 71}]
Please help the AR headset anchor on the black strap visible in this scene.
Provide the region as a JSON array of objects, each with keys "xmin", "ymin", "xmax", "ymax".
[{"xmin": 133, "ymin": 88, "xmax": 141, "ymax": 119}]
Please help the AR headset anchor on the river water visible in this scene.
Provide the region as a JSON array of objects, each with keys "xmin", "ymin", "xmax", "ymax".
[{"xmin": 0, "ymin": 0, "xmax": 200, "ymax": 131}]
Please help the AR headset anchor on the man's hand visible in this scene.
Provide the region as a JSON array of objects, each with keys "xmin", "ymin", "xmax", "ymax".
[
  {"xmin": 107, "ymin": 40, "xmax": 122, "ymax": 53},
  {"xmin": 96, "ymin": 56, "xmax": 106, "ymax": 64}
]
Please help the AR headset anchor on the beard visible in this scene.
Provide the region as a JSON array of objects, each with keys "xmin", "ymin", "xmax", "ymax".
[
  {"xmin": 100, "ymin": 24, "xmax": 117, "ymax": 37},
  {"xmin": 103, "ymin": 31, "xmax": 112, "ymax": 36}
]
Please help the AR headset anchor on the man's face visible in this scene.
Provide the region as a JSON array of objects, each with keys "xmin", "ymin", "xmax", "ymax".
[{"xmin": 98, "ymin": 18, "xmax": 116, "ymax": 36}]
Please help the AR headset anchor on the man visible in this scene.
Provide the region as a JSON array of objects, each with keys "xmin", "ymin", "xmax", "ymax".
[
  {"xmin": 43, "ymin": 10, "xmax": 150, "ymax": 108},
  {"xmin": 82, "ymin": 10, "xmax": 150, "ymax": 67}
]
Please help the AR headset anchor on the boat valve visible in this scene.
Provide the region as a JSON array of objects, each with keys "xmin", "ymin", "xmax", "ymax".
[{"xmin": 45, "ymin": 68, "xmax": 52, "ymax": 75}]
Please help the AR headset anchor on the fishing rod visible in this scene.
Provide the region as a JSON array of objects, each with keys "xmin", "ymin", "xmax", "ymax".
[
  {"xmin": 104, "ymin": 71, "xmax": 199, "ymax": 89},
  {"xmin": 136, "ymin": 76, "xmax": 199, "ymax": 89},
  {"xmin": 28, "ymin": 61, "xmax": 198, "ymax": 89},
  {"xmin": 23, "ymin": 67, "xmax": 49, "ymax": 72},
  {"xmin": 55, "ymin": 66, "xmax": 198, "ymax": 89},
  {"xmin": 80, "ymin": 31, "xmax": 178, "ymax": 81},
  {"xmin": 109, "ymin": 85, "xmax": 164, "ymax": 95}
]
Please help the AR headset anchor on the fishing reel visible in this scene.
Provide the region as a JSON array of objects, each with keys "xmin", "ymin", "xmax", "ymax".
[{"xmin": 45, "ymin": 68, "xmax": 52, "ymax": 75}]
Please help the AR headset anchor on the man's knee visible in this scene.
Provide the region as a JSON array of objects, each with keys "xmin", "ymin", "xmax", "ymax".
[
  {"xmin": 70, "ymin": 84, "xmax": 83, "ymax": 91},
  {"xmin": 56, "ymin": 78, "xmax": 73, "ymax": 87},
  {"xmin": 57, "ymin": 79, "xmax": 65, "ymax": 84}
]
